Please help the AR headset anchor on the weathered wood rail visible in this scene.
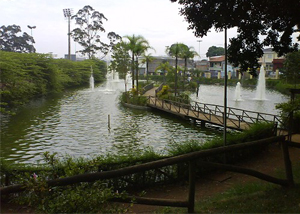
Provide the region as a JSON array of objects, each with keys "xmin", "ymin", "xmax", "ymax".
[
  {"xmin": 1, "ymin": 135, "xmax": 297, "ymax": 213},
  {"xmin": 147, "ymin": 96, "xmax": 283, "ymax": 131}
]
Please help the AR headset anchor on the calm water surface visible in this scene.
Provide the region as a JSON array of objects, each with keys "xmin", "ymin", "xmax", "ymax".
[{"xmin": 1, "ymin": 81, "xmax": 224, "ymax": 164}]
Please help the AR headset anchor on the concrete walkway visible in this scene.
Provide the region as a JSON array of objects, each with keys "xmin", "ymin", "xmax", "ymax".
[{"xmin": 143, "ymin": 87, "xmax": 158, "ymax": 97}]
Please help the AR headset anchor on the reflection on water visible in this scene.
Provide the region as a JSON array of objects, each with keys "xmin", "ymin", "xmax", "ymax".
[
  {"xmin": 1, "ymin": 82, "xmax": 222, "ymax": 164},
  {"xmin": 190, "ymin": 85, "xmax": 288, "ymax": 114}
]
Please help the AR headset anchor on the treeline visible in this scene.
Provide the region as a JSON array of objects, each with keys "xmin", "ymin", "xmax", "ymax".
[{"xmin": 0, "ymin": 51, "xmax": 107, "ymax": 113}]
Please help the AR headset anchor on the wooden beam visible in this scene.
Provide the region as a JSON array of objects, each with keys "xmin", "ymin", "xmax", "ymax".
[
  {"xmin": 197, "ymin": 161, "xmax": 288, "ymax": 186},
  {"xmin": 111, "ymin": 196, "xmax": 188, "ymax": 207}
]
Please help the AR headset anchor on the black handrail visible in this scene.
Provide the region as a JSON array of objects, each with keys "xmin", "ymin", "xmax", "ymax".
[{"xmin": 147, "ymin": 96, "xmax": 283, "ymax": 130}]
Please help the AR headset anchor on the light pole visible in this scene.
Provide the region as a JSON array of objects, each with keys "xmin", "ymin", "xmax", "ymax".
[
  {"xmin": 63, "ymin": 8, "xmax": 72, "ymax": 60},
  {"xmin": 27, "ymin": 25, "xmax": 36, "ymax": 37},
  {"xmin": 223, "ymin": 27, "xmax": 228, "ymax": 148},
  {"xmin": 197, "ymin": 40, "xmax": 202, "ymax": 60},
  {"xmin": 27, "ymin": 25, "xmax": 36, "ymax": 53}
]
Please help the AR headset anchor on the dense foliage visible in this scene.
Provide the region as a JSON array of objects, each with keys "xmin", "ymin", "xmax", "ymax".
[
  {"xmin": 0, "ymin": 51, "xmax": 107, "ymax": 113},
  {"xmin": 276, "ymin": 98, "xmax": 300, "ymax": 132},
  {"xmin": 206, "ymin": 46, "xmax": 225, "ymax": 57},
  {"xmin": 0, "ymin": 25, "xmax": 35, "ymax": 53},
  {"xmin": 170, "ymin": 0, "xmax": 300, "ymax": 75},
  {"xmin": 282, "ymin": 51, "xmax": 300, "ymax": 85}
]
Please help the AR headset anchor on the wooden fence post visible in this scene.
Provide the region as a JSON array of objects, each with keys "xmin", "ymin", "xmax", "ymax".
[
  {"xmin": 188, "ymin": 161, "xmax": 196, "ymax": 213},
  {"xmin": 282, "ymin": 140, "xmax": 294, "ymax": 187}
]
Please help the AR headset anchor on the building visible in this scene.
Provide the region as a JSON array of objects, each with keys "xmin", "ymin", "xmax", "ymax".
[
  {"xmin": 208, "ymin": 55, "xmax": 237, "ymax": 78},
  {"xmin": 64, "ymin": 54, "xmax": 77, "ymax": 61},
  {"xmin": 258, "ymin": 48, "xmax": 285, "ymax": 74},
  {"xmin": 195, "ymin": 59, "xmax": 210, "ymax": 72},
  {"xmin": 138, "ymin": 56, "xmax": 196, "ymax": 76}
]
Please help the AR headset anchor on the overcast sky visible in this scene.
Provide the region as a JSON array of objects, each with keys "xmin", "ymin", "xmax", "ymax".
[{"xmin": 1, "ymin": 0, "xmax": 299, "ymax": 60}]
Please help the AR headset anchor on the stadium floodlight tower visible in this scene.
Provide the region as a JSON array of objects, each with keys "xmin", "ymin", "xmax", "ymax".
[{"xmin": 63, "ymin": 8, "xmax": 72, "ymax": 60}]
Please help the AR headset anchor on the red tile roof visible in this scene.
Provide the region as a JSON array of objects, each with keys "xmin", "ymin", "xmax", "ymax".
[{"xmin": 209, "ymin": 55, "xmax": 225, "ymax": 62}]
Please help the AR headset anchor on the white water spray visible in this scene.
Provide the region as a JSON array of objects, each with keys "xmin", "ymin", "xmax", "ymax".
[
  {"xmin": 255, "ymin": 65, "xmax": 266, "ymax": 100},
  {"xmin": 89, "ymin": 66, "xmax": 94, "ymax": 90},
  {"xmin": 234, "ymin": 82, "xmax": 242, "ymax": 101}
]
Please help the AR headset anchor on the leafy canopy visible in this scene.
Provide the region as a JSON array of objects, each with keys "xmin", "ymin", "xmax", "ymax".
[
  {"xmin": 71, "ymin": 5, "xmax": 121, "ymax": 59},
  {"xmin": 170, "ymin": 0, "xmax": 300, "ymax": 75},
  {"xmin": 206, "ymin": 46, "xmax": 225, "ymax": 57},
  {"xmin": 282, "ymin": 51, "xmax": 300, "ymax": 84},
  {"xmin": 0, "ymin": 25, "xmax": 35, "ymax": 53}
]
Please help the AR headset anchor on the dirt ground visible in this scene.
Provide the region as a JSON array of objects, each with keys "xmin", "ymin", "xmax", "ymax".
[
  {"xmin": 128, "ymin": 134, "xmax": 300, "ymax": 213},
  {"xmin": 1, "ymin": 134, "xmax": 299, "ymax": 214}
]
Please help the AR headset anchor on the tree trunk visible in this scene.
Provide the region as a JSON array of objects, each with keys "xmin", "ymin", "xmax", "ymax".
[{"xmin": 131, "ymin": 53, "xmax": 135, "ymax": 88}]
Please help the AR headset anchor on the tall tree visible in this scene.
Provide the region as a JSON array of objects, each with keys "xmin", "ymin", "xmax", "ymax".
[
  {"xmin": 123, "ymin": 34, "xmax": 150, "ymax": 91},
  {"xmin": 155, "ymin": 61, "xmax": 172, "ymax": 82},
  {"xmin": 206, "ymin": 46, "xmax": 225, "ymax": 57},
  {"xmin": 166, "ymin": 43, "xmax": 186, "ymax": 95},
  {"xmin": 170, "ymin": 0, "xmax": 300, "ymax": 76},
  {"xmin": 109, "ymin": 41, "xmax": 131, "ymax": 91},
  {"xmin": 141, "ymin": 53, "xmax": 155, "ymax": 82},
  {"xmin": 181, "ymin": 45, "xmax": 197, "ymax": 91},
  {"xmin": 283, "ymin": 51, "xmax": 300, "ymax": 85},
  {"xmin": 71, "ymin": 5, "xmax": 121, "ymax": 59},
  {"xmin": 0, "ymin": 25, "xmax": 35, "ymax": 53}
]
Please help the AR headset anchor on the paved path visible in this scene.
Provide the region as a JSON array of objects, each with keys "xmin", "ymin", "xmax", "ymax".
[{"xmin": 143, "ymin": 87, "xmax": 158, "ymax": 96}]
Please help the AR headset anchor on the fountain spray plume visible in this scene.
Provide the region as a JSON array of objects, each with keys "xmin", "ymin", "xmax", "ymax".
[
  {"xmin": 234, "ymin": 82, "xmax": 242, "ymax": 101},
  {"xmin": 255, "ymin": 65, "xmax": 266, "ymax": 100},
  {"xmin": 90, "ymin": 65, "xmax": 95, "ymax": 90}
]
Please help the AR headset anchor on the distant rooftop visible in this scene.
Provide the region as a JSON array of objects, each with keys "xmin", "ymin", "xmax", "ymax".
[{"xmin": 209, "ymin": 55, "xmax": 225, "ymax": 62}]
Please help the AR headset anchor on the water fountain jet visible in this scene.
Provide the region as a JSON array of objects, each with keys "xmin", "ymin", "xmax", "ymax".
[
  {"xmin": 255, "ymin": 65, "xmax": 266, "ymax": 100},
  {"xmin": 89, "ymin": 66, "xmax": 94, "ymax": 90},
  {"xmin": 234, "ymin": 82, "xmax": 242, "ymax": 101}
]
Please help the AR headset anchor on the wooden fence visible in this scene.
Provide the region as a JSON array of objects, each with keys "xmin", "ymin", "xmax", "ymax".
[{"xmin": 1, "ymin": 135, "xmax": 297, "ymax": 213}]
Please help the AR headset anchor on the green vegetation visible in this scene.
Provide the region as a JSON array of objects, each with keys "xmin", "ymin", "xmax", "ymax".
[
  {"xmin": 1, "ymin": 154, "xmax": 128, "ymax": 213},
  {"xmin": 0, "ymin": 51, "xmax": 107, "ymax": 113},
  {"xmin": 120, "ymin": 90, "xmax": 148, "ymax": 106},
  {"xmin": 276, "ymin": 98, "xmax": 300, "ymax": 132},
  {"xmin": 0, "ymin": 25, "xmax": 35, "ymax": 53},
  {"xmin": 206, "ymin": 46, "xmax": 225, "ymax": 57},
  {"xmin": 171, "ymin": 0, "xmax": 300, "ymax": 76}
]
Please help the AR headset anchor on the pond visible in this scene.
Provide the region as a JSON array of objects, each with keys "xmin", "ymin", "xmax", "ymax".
[{"xmin": 0, "ymin": 80, "xmax": 288, "ymax": 164}]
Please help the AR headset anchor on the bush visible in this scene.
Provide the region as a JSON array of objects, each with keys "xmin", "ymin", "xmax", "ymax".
[
  {"xmin": 120, "ymin": 91, "xmax": 148, "ymax": 106},
  {"xmin": 276, "ymin": 99, "xmax": 300, "ymax": 132}
]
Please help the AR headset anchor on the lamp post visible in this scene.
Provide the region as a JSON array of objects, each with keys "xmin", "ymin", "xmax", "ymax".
[
  {"xmin": 27, "ymin": 25, "xmax": 36, "ymax": 53},
  {"xmin": 63, "ymin": 8, "xmax": 72, "ymax": 60},
  {"xmin": 223, "ymin": 27, "xmax": 228, "ymax": 148},
  {"xmin": 27, "ymin": 25, "xmax": 36, "ymax": 37},
  {"xmin": 197, "ymin": 40, "xmax": 202, "ymax": 60}
]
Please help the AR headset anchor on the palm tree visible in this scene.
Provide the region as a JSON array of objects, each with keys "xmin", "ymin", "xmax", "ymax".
[
  {"xmin": 141, "ymin": 53, "xmax": 155, "ymax": 82},
  {"xmin": 123, "ymin": 35, "xmax": 150, "ymax": 91},
  {"xmin": 155, "ymin": 61, "xmax": 172, "ymax": 82},
  {"xmin": 166, "ymin": 43, "xmax": 184, "ymax": 96},
  {"xmin": 181, "ymin": 45, "xmax": 198, "ymax": 91}
]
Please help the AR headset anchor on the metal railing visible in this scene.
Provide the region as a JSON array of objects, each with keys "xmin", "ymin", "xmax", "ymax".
[{"xmin": 147, "ymin": 96, "xmax": 283, "ymax": 130}]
